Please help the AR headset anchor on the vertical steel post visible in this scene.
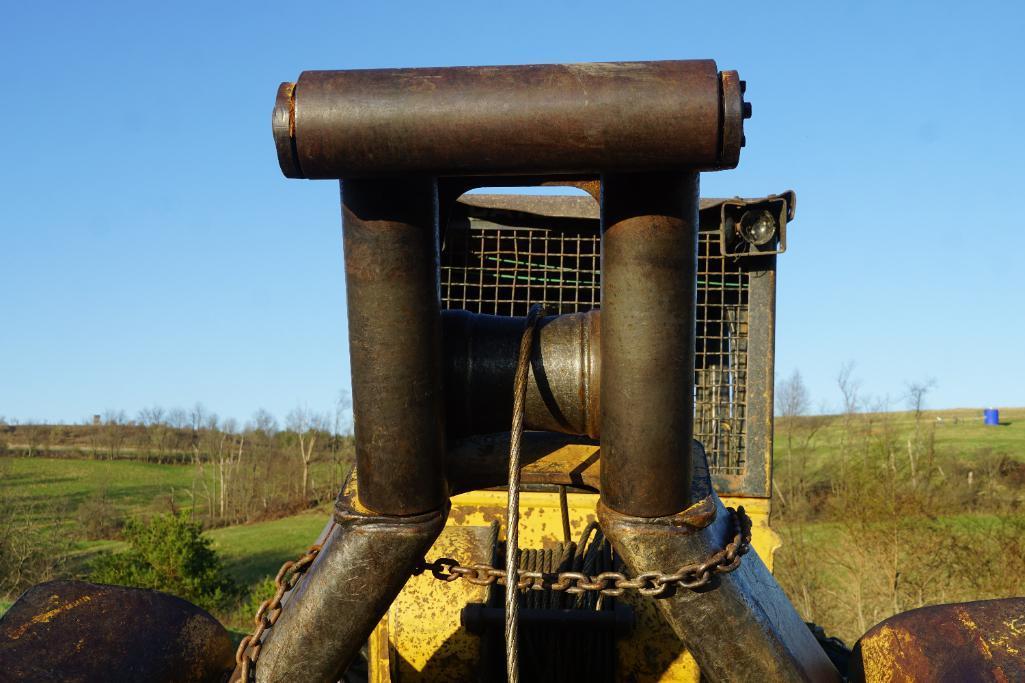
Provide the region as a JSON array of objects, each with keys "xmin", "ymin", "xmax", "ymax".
[
  {"xmin": 342, "ymin": 177, "xmax": 446, "ymax": 515},
  {"xmin": 248, "ymin": 181, "xmax": 450, "ymax": 681},
  {"xmin": 599, "ymin": 172, "xmax": 699, "ymax": 517}
]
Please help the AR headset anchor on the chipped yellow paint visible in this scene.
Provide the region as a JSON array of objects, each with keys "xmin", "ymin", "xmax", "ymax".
[
  {"xmin": 856, "ymin": 624, "xmax": 920, "ymax": 682},
  {"xmin": 957, "ymin": 607, "xmax": 994, "ymax": 660},
  {"xmin": 986, "ymin": 632, "xmax": 1022, "ymax": 658},
  {"xmin": 857, "ymin": 603, "xmax": 1025, "ymax": 679},
  {"xmin": 370, "ymin": 610, "xmax": 394, "ymax": 681},
  {"xmin": 448, "ymin": 489, "xmax": 599, "ymax": 547},
  {"xmin": 976, "ymin": 612, "xmax": 1025, "ymax": 658},
  {"xmin": 390, "ymin": 526, "xmax": 492, "ymax": 680},
  {"xmin": 956, "ymin": 607, "xmax": 980, "ymax": 632},
  {"xmin": 371, "ymin": 490, "xmax": 777, "ymax": 681},
  {"xmin": 990, "ymin": 614, "xmax": 1025, "ymax": 656},
  {"xmin": 8, "ymin": 594, "xmax": 93, "ymax": 640}
]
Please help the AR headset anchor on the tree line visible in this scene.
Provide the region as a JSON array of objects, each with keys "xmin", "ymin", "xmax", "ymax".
[{"xmin": 0, "ymin": 401, "xmax": 355, "ymax": 528}]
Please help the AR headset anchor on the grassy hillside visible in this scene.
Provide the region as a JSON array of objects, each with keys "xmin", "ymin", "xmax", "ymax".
[
  {"xmin": 0, "ymin": 509, "xmax": 331, "ymax": 626},
  {"xmin": 772, "ymin": 407, "xmax": 1025, "ymax": 644},
  {"xmin": 208, "ymin": 509, "xmax": 331, "ymax": 587},
  {"xmin": 207, "ymin": 509, "xmax": 333, "ymax": 633},
  {"xmin": 0, "ymin": 455, "xmax": 337, "ymax": 627},
  {"xmin": 2, "ymin": 457, "xmax": 193, "ymax": 525},
  {"xmin": 2, "ymin": 406, "xmax": 1023, "ymax": 640},
  {"xmin": 779, "ymin": 407, "xmax": 1025, "ymax": 472}
]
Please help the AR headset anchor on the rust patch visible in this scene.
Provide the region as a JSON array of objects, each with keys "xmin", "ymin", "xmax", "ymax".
[
  {"xmin": 0, "ymin": 580, "xmax": 234, "ymax": 682},
  {"xmin": 852, "ymin": 599, "xmax": 1025, "ymax": 682}
]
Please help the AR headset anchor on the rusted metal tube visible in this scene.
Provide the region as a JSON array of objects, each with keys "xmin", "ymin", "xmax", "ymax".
[
  {"xmin": 600, "ymin": 172, "xmax": 699, "ymax": 517},
  {"xmin": 599, "ymin": 444, "xmax": 840, "ymax": 682},
  {"xmin": 342, "ymin": 178, "xmax": 446, "ymax": 516},
  {"xmin": 274, "ymin": 61, "xmax": 747, "ymax": 179},
  {"xmin": 442, "ymin": 309, "xmax": 600, "ymax": 439},
  {"xmin": 253, "ymin": 477, "xmax": 447, "ymax": 682}
]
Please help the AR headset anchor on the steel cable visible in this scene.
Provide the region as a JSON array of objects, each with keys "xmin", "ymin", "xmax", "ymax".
[{"xmin": 505, "ymin": 304, "xmax": 545, "ymax": 683}]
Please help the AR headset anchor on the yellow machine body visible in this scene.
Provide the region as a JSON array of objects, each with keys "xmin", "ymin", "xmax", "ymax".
[
  {"xmin": 369, "ymin": 445, "xmax": 778, "ymax": 682},
  {"xmin": 368, "ymin": 192, "xmax": 790, "ymax": 681}
]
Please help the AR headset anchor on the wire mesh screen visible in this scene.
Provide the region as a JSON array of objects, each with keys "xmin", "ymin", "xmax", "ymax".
[
  {"xmin": 693, "ymin": 230, "xmax": 749, "ymax": 474},
  {"xmin": 441, "ymin": 204, "xmax": 750, "ymax": 473},
  {"xmin": 442, "ymin": 219, "xmax": 600, "ymax": 317}
]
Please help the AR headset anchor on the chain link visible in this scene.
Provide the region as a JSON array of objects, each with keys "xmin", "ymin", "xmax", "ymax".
[
  {"xmin": 417, "ymin": 506, "xmax": 752, "ymax": 598},
  {"xmin": 232, "ymin": 505, "xmax": 751, "ymax": 679},
  {"xmin": 234, "ymin": 539, "xmax": 326, "ymax": 682}
]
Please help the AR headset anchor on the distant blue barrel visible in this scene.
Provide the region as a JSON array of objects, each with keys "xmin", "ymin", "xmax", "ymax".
[{"xmin": 984, "ymin": 408, "xmax": 1000, "ymax": 426}]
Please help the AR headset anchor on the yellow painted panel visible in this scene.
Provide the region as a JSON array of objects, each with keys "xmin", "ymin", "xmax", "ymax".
[{"xmin": 372, "ymin": 491, "xmax": 776, "ymax": 681}]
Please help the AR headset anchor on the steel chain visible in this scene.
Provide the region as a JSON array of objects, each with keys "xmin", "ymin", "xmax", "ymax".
[
  {"xmin": 232, "ymin": 506, "xmax": 750, "ymax": 678},
  {"xmin": 233, "ymin": 506, "xmax": 750, "ymax": 680},
  {"xmin": 417, "ymin": 506, "xmax": 752, "ymax": 598},
  {"xmin": 234, "ymin": 541, "xmax": 325, "ymax": 682}
]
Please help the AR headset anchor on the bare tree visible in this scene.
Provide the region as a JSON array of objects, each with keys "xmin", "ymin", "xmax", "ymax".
[
  {"xmin": 333, "ymin": 390, "xmax": 352, "ymax": 437},
  {"xmin": 216, "ymin": 418, "xmax": 243, "ymax": 521},
  {"xmin": 904, "ymin": 378, "xmax": 937, "ymax": 422},
  {"xmin": 137, "ymin": 405, "xmax": 165, "ymax": 427},
  {"xmin": 903, "ymin": 378, "xmax": 936, "ymax": 490},
  {"xmin": 286, "ymin": 405, "xmax": 325, "ymax": 504},
  {"xmin": 102, "ymin": 409, "xmax": 129, "ymax": 459},
  {"xmin": 167, "ymin": 407, "xmax": 188, "ymax": 430},
  {"xmin": 250, "ymin": 408, "xmax": 278, "ymax": 436},
  {"xmin": 837, "ymin": 362, "xmax": 861, "ymax": 416},
  {"xmin": 775, "ymin": 370, "xmax": 810, "ymax": 517},
  {"xmin": 777, "ymin": 370, "xmax": 810, "ymax": 419},
  {"xmin": 246, "ymin": 409, "xmax": 279, "ymax": 516},
  {"xmin": 189, "ymin": 403, "xmax": 209, "ymax": 433},
  {"xmin": 833, "ymin": 362, "xmax": 863, "ymax": 489},
  {"xmin": 0, "ymin": 488, "xmax": 69, "ymax": 596},
  {"xmin": 330, "ymin": 391, "xmax": 354, "ymax": 480},
  {"xmin": 136, "ymin": 405, "xmax": 169, "ymax": 461},
  {"xmin": 195, "ymin": 412, "xmax": 224, "ymax": 517}
]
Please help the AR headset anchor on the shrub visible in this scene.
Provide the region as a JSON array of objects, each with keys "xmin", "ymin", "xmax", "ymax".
[
  {"xmin": 91, "ymin": 512, "xmax": 240, "ymax": 612},
  {"xmin": 75, "ymin": 492, "xmax": 125, "ymax": 540},
  {"xmin": 0, "ymin": 487, "xmax": 67, "ymax": 598},
  {"xmin": 239, "ymin": 575, "xmax": 276, "ymax": 622}
]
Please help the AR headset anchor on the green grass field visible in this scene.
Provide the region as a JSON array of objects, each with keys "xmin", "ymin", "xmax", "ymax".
[
  {"xmin": 777, "ymin": 407, "xmax": 1025, "ymax": 477},
  {"xmin": 774, "ymin": 406, "xmax": 1025, "ymax": 554},
  {"xmin": 1, "ymin": 456, "xmax": 194, "ymax": 524},
  {"xmin": 0, "ymin": 456, "xmax": 331, "ymax": 623},
  {"xmin": 208, "ymin": 509, "xmax": 332, "ymax": 586},
  {"xmin": 3, "ymin": 406, "xmax": 1023, "ymax": 632},
  {"xmin": 916, "ymin": 407, "xmax": 1025, "ymax": 452},
  {"xmin": 0, "ymin": 509, "xmax": 330, "ymax": 624}
]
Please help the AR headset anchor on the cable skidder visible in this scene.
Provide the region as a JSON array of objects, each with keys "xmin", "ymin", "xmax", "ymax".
[{"xmin": 242, "ymin": 60, "xmax": 838, "ymax": 682}]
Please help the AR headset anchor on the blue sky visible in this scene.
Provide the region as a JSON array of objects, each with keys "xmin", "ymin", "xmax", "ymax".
[{"xmin": 2, "ymin": 1, "xmax": 1023, "ymax": 426}]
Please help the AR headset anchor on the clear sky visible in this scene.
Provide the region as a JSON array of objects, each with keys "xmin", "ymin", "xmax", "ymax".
[{"xmin": 2, "ymin": 1, "xmax": 1023, "ymax": 426}]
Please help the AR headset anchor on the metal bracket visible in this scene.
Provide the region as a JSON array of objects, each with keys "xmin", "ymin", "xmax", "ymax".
[{"xmin": 718, "ymin": 191, "xmax": 796, "ymax": 256}]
